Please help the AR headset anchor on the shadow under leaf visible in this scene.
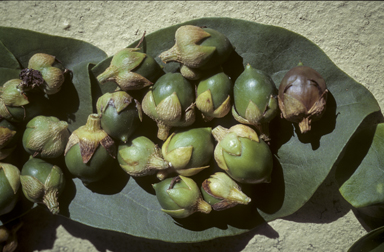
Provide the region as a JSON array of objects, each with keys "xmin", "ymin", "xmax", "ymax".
[{"xmin": 295, "ymin": 91, "xmax": 338, "ymax": 150}]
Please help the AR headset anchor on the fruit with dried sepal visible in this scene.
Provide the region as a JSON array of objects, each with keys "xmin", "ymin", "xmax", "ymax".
[
  {"xmin": 97, "ymin": 48, "xmax": 163, "ymax": 91},
  {"xmin": 0, "ymin": 79, "xmax": 47, "ymax": 123},
  {"xmin": 20, "ymin": 53, "xmax": 69, "ymax": 95},
  {"xmin": 0, "ymin": 163, "xmax": 20, "ymax": 216},
  {"xmin": 278, "ymin": 64, "xmax": 328, "ymax": 134},
  {"xmin": 201, "ymin": 172, "xmax": 251, "ymax": 211},
  {"xmin": 22, "ymin": 116, "xmax": 70, "ymax": 159},
  {"xmin": 195, "ymin": 68, "xmax": 232, "ymax": 122},
  {"xmin": 117, "ymin": 136, "xmax": 170, "ymax": 177},
  {"xmin": 20, "ymin": 157, "xmax": 65, "ymax": 214},
  {"xmin": 212, "ymin": 124, "xmax": 273, "ymax": 184},
  {"xmin": 152, "ymin": 175, "xmax": 212, "ymax": 218},
  {"xmin": 0, "ymin": 119, "xmax": 18, "ymax": 160},
  {"xmin": 64, "ymin": 114, "xmax": 116, "ymax": 185},
  {"xmin": 96, "ymin": 91, "xmax": 143, "ymax": 143},
  {"xmin": 232, "ymin": 64, "xmax": 278, "ymax": 141},
  {"xmin": 158, "ymin": 127, "xmax": 214, "ymax": 180},
  {"xmin": 142, "ymin": 72, "xmax": 195, "ymax": 140},
  {"xmin": 159, "ymin": 25, "xmax": 233, "ymax": 80}
]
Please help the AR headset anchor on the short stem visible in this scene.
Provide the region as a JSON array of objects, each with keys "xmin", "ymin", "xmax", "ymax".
[
  {"xmin": 298, "ymin": 117, "xmax": 311, "ymax": 134},
  {"xmin": 254, "ymin": 122, "xmax": 271, "ymax": 142},
  {"xmin": 97, "ymin": 67, "xmax": 117, "ymax": 84},
  {"xmin": 156, "ymin": 168, "xmax": 175, "ymax": 181},
  {"xmin": 85, "ymin": 114, "xmax": 102, "ymax": 132},
  {"xmin": 157, "ymin": 122, "xmax": 172, "ymax": 141},
  {"xmin": 159, "ymin": 45, "xmax": 182, "ymax": 63},
  {"xmin": 43, "ymin": 189, "xmax": 59, "ymax": 214},
  {"xmin": 196, "ymin": 198, "xmax": 212, "ymax": 214}
]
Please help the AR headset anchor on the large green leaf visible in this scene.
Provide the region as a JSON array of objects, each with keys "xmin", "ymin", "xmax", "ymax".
[
  {"xmin": 0, "ymin": 26, "xmax": 108, "ymax": 131},
  {"xmin": 0, "ymin": 27, "xmax": 107, "ymax": 225},
  {"xmin": 56, "ymin": 18, "xmax": 381, "ymax": 242},
  {"xmin": 339, "ymin": 123, "xmax": 384, "ymax": 208},
  {"xmin": 0, "ymin": 40, "xmax": 20, "ymax": 69},
  {"xmin": 348, "ymin": 226, "xmax": 384, "ymax": 252}
]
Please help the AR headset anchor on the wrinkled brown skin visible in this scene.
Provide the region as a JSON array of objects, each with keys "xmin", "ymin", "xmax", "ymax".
[{"xmin": 278, "ymin": 65, "xmax": 328, "ymax": 133}]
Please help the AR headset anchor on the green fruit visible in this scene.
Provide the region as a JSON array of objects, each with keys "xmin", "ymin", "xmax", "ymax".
[
  {"xmin": 152, "ymin": 175, "xmax": 211, "ymax": 218},
  {"xmin": 159, "ymin": 127, "xmax": 214, "ymax": 180},
  {"xmin": 25, "ymin": 53, "xmax": 67, "ymax": 95},
  {"xmin": 159, "ymin": 25, "xmax": 233, "ymax": 80},
  {"xmin": 201, "ymin": 172, "xmax": 251, "ymax": 211},
  {"xmin": 97, "ymin": 48, "xmax": 163, "ymax": 91},
  {"xmin": 232, "ymin": 64, "xmax": 278, "ymax": 141},
  {"xmin": 142, "ymin": 72, "xmax": 196, "ymax": 140},
  {"xmin": 64, "ymin": 114, "xmax": 116, "ymax": 185},
  {"xmin": 0, "ymin": 119, "xmax": 18, "ymax": 160},
  {"xmin": 96, "ymin": 91, "xmax": 143, "ymax": 143},
  {"xmin": 278, "ymin": 64, "xmax": 328, "ymax": 134},
  {"xmin": 0, "ymin": 79, "xmax": 47, "ymax": 123},
  {"xmin": 22, "ymin": 116, "xmax": 69, "ymax": 158},
  {"xmin": 212, "ymin": 124, "xmax": 273, "ymax": 184},
  {"xmin": 0, "ymin": 163, "xmax": 20, "ymax": 216},
  {"xmin": 117, "ymin": 136, "xmax": 169, "ymax": 177},
  {"xmin": 196, "ymin": 69, "xmax": 233, "ymax": 121},
  {"xmin": 20, "ymin": 157, "xmax": 65, "ymax": 214}
]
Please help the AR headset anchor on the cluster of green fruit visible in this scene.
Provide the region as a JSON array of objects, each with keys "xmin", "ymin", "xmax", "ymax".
[{"xmin": 0, "ymin": 24, "xmax": 328, "ymax": 221}]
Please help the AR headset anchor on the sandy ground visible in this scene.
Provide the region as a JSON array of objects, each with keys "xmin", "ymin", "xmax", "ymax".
[{"xmin": 0, "ymin": 1, "xmax": 383, "ymax": 251}]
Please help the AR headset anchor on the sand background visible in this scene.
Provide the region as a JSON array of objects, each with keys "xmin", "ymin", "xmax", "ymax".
[{"xmin": 0, "ymin": 1, "xmax": 383, "ymax": 251}]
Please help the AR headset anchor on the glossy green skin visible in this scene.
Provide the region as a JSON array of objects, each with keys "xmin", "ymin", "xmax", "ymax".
[
  {"xmin": 152, "ymin": 72, "xmax": 194, "ymax": 110},
  {"xmin": 111, "ymin": 50, "xmax": 163, "ymax": 84},
  {"xmin": 22, "ymin": 116, "xmax": 69, "ymax": 158},
  {"xmin": 234, "ymin": 66, "xmax": 277, "ymax": 118},
  {"xmin": 0, "ymin": 169, "xmax": 18, "ymax": 216},
  {"xmin": 223, "ymin": 137, "xmax": 273, "ymax": 184},
  {"xmin": 21, "ymin": 158, "xmax": 53, "ymax": 184},
  {"xmin": 200, "ymin": 186, "xmax": 221, "ymax": 205},
  {"xmin": 199, "ymin": 28, "xmax": 233, "ymax": 70},
  {"xmin": 167, "ymin": 127, "xmax": 214, "ymax": 168},
  {"xmin": 21, "ymin": 158, "xmax": 65, "ymax": 203},
  {"xmin": 133, "ymin": 54, "xmax": 163, "ymax": 84},
  {"xmin": 153, "ymin": 177, "xmax": 197, "ymax": 211},
  {"xmin": 6, "ymin": 100, "xmax": 46, "ymax": 123},
  {"xmin": 117, "ymin": 136, "xmax": 155, "ymax": 172},
  {"xmin": 65, "ymin": 143, "xmax": 115, "ymax": 184},
  {"xmin": 197, "ymin": 71, "xmax": 232, "ymax": 110},
  {"xmin": 100, "ymin": 104, "xmax": 141, "ymax": 143}
]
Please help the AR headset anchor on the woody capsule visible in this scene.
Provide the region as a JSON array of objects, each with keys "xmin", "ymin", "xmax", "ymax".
[{"xmin": 278, "ymin": 64, "xmax": 328, "ymax": 133}]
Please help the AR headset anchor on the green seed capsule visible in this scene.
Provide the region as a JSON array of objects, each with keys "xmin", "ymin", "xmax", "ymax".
[
  {"xmin": 142, "ymin": 72, "xmax": 196, "ymax": 140},
  {"xmin": 159, "ymin": 25, "xmax": 233, "ymax": 80},
  {"xmin": 201, "ymin": 172, "xmax": 251, "ymax": 211},
  {"xmin": 278, "ymin": 64, "xmax": 328, "ymax": 133},
  {"xmin": 212, "ymin": 124, "xmax": 273, "ymax": 184},
  {"xmin": 232, "ymin": 64, "xmax": 278, "ymax": 142},
  {"xmin": 20, "ymin": 157, "xmax": 65, "ymax": 214},
  {"xmin": 0, "ymin": 119, "xmax": 18, "ymax": 160},
  {"xmin": 97, "ymin": 48, "xmax": 163, "ymax": 91},
  {"xmin": 64, "ymin": 114, "xmax": 116, "ymax": 185},
  {"xmin": 96, "ymin": 91, "xmax": 143, "ymax": 143},
  {"xmin": 196, "ymin": 69, "xmax": 232, "ymax": 122},
  {"xmin": 22, "ymin": 116, "xmax": 69, "ymax": 158},
  {"xmin": 152, "ymin": 175, "xmax": 211, "ymax": 218},
  {"xmin": 0, "ymin": 79, "xmax": 47, "ymax": 123},
  {"xmin": 117, "ymin": 136, "xmax": 169, "ymax": 177},
  {"xmin": 159, "ymin": 127, "xmax": 214, "ymax": 180},
  {"xmin": 22, "ymin": 53, "xmax": 68, "ymax": 95},
  {"xmin": 0, "ymin": 163, "xmax": 20, "ymax": 216}
]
